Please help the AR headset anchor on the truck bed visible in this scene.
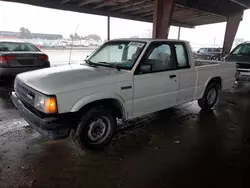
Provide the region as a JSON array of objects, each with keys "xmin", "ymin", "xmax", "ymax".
[
  {"xmin": 195, "ymin": 60, "xmax": 219, "ymax": 67},
  {"xmin": 194, "ymin": 60, "xmax": 236, "ymax": 100}
]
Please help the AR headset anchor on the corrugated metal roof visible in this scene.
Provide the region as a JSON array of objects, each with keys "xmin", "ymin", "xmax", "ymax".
[{"xmin": 2, "ymin": 0, "xmax": 248, "ymax": 28}]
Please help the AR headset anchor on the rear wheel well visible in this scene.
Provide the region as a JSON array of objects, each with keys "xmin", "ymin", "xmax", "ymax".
[
  {"xmin": 207, "ymin": 77, "xmax": 222, "ymax": 90},
  {"xmin": 77, "ymin": 99, "xmax": 124, "ymax": 121}
]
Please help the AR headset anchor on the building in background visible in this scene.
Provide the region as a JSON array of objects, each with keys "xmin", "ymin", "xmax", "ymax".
[{"xmin": 0, "ymin": 31, "xmax": 63, "ymax": 40}]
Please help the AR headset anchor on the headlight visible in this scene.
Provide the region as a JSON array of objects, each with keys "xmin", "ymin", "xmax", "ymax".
[{"xmin": 34, "ymin": 94, "xmax": 57, "ymax": 114}]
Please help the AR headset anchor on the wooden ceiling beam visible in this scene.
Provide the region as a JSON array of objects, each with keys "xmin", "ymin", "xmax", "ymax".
[
  {"xmin": 230, "ymin": 0, "xmax": 250, "ymax": 8},
  {"xmin": 60, "ymin": 0, "xmax": 72, "ymax": 4},
  {"xmin": 93, "ymin": 0, "xmax": 117, "ymax": 9},
  {"xmin": 119, "ymin": 3, "xmax": 153, "ymax": 13},
  {"xmin": 140, "ymin": 11, "xmax": 153, "ymax": 17},
  {"xmin": 109, "ymin": 0, "xmax": 147, "ymax": 11},
  {"xmin": 131, "ymin": 7, "xmax": 154, "ymax": 15},
  {"xmin": 78, "ymin": 0, "xmax": 101, "ymax": 7},
  {"xmin": 93, "ymin": 0, "xmax": 130, "ymax": 9}
]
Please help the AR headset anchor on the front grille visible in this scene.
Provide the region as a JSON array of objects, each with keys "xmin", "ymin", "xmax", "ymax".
[
  {"xmin": 15, "ymin": 79, "xmax": 35, "ymax": 106},
  {"xmin": 237, "ymin": 63, "xmax": 250, "ymax": 69},
  {"xmin": 15, "ymin": 79, "xmax": 49, "ymax": 119}
]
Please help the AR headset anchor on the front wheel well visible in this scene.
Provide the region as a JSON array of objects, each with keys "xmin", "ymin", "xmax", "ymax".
[
  {"xmin": 76, "ymin": 99, "xmax": 124, "ymax": 121},
  {"xmin": 207, "ymin": 77, "xmax": 222, "ymax": 90}
]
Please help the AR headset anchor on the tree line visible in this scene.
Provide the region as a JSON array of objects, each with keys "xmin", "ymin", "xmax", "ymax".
[
  {"xmin": 69, "ymin": 33, "xmax": 101, "ymax": 41},
  {"xmin": 19, "ymin": 27, "xmax": 32, "ymax": 39},
  {"xmin": 18, "ymin": 27, "xmax": 101, "ymax": 41}
]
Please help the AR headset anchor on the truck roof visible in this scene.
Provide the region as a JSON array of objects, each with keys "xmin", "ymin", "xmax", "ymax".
[{"xmin": 110, "ymin": 38, "xmax": 188, "ymax": 43}]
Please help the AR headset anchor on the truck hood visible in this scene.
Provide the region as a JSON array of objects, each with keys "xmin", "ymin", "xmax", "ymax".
[{"xmin": 17, "ymin": 64, "xmax": 130, "ymax": 95}]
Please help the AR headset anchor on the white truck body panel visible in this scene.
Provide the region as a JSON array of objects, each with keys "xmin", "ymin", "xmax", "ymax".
[{"xmin": 16, "ymin": 39, "xmax": 236, "ymax": 121}]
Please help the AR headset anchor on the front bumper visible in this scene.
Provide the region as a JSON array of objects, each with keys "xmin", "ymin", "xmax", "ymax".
[{"xmin": 11, "ymin": 91, "xmax": 71, "ymax": 139}]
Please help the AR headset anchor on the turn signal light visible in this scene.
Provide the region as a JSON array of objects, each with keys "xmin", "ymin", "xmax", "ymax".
[{"xmin": 45, "ymin": 97, "xmax": 57, "ymax": 113}]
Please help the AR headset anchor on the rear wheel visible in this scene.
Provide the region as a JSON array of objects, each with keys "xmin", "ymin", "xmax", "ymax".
[
  {"xmin": 198, "ymin": 83, "xmax": 220, "ymax": 110},
  {"xmin": 75, "ymin": 106, "xmax": 116, "ymax": 151}
]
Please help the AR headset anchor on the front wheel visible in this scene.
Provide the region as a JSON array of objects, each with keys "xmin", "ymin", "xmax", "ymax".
[
  {"xmin": 75, "ymin": 106, "xmax": 116, "ymax": 151},
  {"xmin": 198, "ymin": 83, "xmax": 219, "ymax": 110}
]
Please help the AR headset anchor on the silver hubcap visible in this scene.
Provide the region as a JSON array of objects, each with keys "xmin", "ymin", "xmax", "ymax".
[
  {"xmin": 207, "ymin": 88, "xmax": 217, "ymax": 105},
  {"xmin": 87, "ymin": 117, "xmax": 111, "ymax": 143}
]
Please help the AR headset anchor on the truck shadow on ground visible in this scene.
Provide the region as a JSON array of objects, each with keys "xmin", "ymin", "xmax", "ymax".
[{"xmin": 113, "ymin": 107, "xmax": 215, "ymax": 153}]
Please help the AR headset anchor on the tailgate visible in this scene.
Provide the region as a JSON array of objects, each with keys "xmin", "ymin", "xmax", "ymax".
[{"xmin": 3, "ymin": 52, "xmax": 48, "ymax": 67}]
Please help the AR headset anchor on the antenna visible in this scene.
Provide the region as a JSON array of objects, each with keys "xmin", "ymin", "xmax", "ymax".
[{"xmin": 68, "ymin": 24, "xmax": 79, "ymax": 65}]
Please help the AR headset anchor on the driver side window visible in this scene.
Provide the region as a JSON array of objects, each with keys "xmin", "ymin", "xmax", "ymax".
[{"xmin": 141, "ymin": 43, "xmax": 175, "ymax": 73}]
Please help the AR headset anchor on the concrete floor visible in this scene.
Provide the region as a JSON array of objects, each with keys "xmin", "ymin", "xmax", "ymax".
[{"xmin": 1, "ymin": 79, "xmax": 250, "ymax": 188}]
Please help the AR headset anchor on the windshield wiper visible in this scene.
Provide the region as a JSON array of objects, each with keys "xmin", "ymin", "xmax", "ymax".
[
  {"xmin": 84, "ymin": 59, "xmax": 98, "ymax": 67},
  {"xmin": 97, "ymin": 62, "xmax": 121, "ymax": 71}
]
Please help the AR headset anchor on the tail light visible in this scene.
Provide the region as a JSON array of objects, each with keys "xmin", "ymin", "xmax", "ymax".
[
  {"xmin": 0, "ymin": 55, "xmax": 7, "ymax": 63},
  {"xmin": 39, "ymin": 55, "xmax": 49, "ymax": 61},
  {"xmin": 0, "ymin": 55, "xmax": 16, "ymax": 63}
]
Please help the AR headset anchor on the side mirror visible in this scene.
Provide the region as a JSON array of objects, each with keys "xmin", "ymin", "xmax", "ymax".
[
  {"xmin": 140, "ymin": 64, "xmax": 151, "ymax": 74},
  {"xmin": 197, "ymin": 50, "xmax": 200, "ymax": 53}
]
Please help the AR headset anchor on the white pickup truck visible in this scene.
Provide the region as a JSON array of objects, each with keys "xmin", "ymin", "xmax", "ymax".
[{"xmin": 12, "ymin": 39, "xmax": 236, "ymax": 150}]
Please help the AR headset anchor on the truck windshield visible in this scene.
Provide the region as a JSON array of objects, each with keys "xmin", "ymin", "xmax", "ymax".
[
  {"xmin": 231, "ymin": 43, "xmax": 250, "ymax": 56},
  {"xmin": 88, "ymin": 41, "xmax": 146, "ymax": 70}
]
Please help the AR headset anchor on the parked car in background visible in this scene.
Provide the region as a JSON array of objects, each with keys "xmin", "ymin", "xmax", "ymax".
[
  {"xmin": 12, "ymin": 39, "xmax": 236, "ymax": 151},
  {"xmin": 194, "ymin": 47, "xmax": 222, "ymax": 61},
  {"xmin": 51, "ymin": 41, "xmax": 67, "ymax": 48},
  {"xmin": 33, "ymin": 41, "xmax": 45, "ymax": 49},
  {"xmin": 223, "ymin": 42, "xmax": 250, "ymax": 81},
  {"xmin": 0, "ymin": 41, "xmax": 50, "ymax": 78}
]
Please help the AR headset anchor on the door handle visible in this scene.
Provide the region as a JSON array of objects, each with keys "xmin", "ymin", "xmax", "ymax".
[{"xmin": 169, "ymin": 75, "xmax": 176, "ymax": 78}]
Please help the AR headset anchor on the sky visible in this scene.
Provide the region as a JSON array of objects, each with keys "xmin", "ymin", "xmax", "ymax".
[{"xmin": 0, "ymin": 0, "xmax": 250, "ymax": 49}]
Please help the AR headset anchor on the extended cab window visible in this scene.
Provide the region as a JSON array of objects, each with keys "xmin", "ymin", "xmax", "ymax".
[
  {"xmin": 175, "ymin": 44, "xmax": 189, "ymax": 69},
  {"xmin": 140, "ymin": 43, "xmax": 175, "ymax": 73}
]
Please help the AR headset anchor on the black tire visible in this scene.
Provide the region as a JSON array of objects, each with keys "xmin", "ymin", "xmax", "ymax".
[
  {"xmin": 198, "ymin": 83, "xmax": 220, "ymax": 110},
  {"xmin": 75, "ymin": 106, "xmax": 116, "ymax": 151},
  {"xmin": 211, "ymin": 56, "xmax": 219, "ymax": 61}
]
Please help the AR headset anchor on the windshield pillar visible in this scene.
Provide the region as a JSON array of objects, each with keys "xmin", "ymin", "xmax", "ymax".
[{"xmin": 107, "ymin": 16, "xmax": 110, "ymax": 41}]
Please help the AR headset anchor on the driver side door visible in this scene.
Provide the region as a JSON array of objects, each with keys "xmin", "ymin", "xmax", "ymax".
[{"xmin": 132, "ymin": 42, "xmax": 179, "ymax": 117}]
